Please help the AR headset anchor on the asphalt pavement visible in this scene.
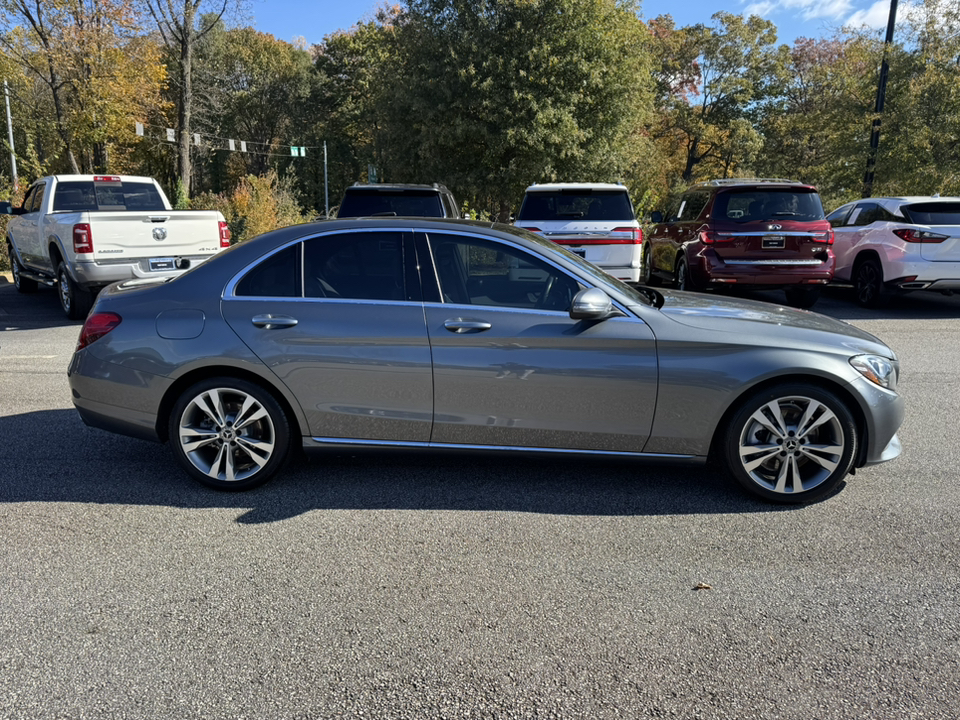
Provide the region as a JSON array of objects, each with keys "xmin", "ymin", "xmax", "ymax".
[{"xmin": 1, "ymin": 275, "xmax": 958, "ymax": 719}]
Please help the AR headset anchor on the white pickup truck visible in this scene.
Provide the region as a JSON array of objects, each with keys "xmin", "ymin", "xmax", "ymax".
[{"xmin": 2, "ymin": 174, "xmax": 230, "ymax": 318}]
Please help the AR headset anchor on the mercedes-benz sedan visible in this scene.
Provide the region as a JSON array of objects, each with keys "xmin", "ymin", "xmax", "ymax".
[{"xmin": 68, "ymin": 218, "xmax": 904, "ymax": 503}]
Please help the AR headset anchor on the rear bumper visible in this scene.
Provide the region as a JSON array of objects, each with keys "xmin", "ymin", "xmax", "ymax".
[
  {"xmin": 72, "ymin": 255, "xmax": 215, "ymax": 290},
  {"xmin": 695, "ymin": 248, "xmax": 834, "ymax": 287}
]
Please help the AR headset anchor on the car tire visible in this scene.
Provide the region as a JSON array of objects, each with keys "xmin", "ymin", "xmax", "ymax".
[
  {"xmin": 784, "ymin": 286, "xmax": 821, "ymax": 309},
  {"xmin": 168, "ymin": 377, "xmax": 293, "ymax": 491},
  {"xmin": 853, "ymin": 257, "xmax": 887, "ymax": 308},
  {"xmin": 675, "ymin": 256, "xmax": 697, "ymax": 292},
  {"xmin": 642, "ymin": 245, "xmax": 660, "ymax": 287},
  {"xmin": 722, "ymin": 384, "xmax": 858, "ymax": 504},
  {"xmin": 9, "ymin": 244, "xmax": 37, "ymax": 293},
  {"xmin": 57, "ymin": 261, "xmax": 93, "ymax": 320}
]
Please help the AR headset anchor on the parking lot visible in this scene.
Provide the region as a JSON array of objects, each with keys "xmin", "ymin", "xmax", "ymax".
[{"xmin": 1, "ymin": 275, "xmax": 959, "ymax": 718}]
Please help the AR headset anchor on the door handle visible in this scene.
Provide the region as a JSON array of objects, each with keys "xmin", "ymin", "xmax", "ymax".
[
  {"xmin": 444, "ymin": 319, "xmax": 492, "ymax": 334},
  {"xmin": 251, "ymin": 314, "xmax": 298, "ymax": 329}
]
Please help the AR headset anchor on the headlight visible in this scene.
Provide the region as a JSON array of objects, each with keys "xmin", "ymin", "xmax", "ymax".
[{"xmin": 850, "ymin": 355, "xmax": 898, "ymax": 391}]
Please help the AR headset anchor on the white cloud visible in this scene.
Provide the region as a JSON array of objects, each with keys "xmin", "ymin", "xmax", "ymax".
[
  {"xmin": 845, "ymin": 0, "xmax": 894, "ymax": 30},
  {"xmin": 744, "ymin": 1, "xmax": 777, "ymax": 17}
]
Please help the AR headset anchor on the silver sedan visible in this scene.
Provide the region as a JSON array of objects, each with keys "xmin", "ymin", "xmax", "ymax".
[{"xmin": 67, "ymin": 218, "xmax": 904, "ymax": 503}]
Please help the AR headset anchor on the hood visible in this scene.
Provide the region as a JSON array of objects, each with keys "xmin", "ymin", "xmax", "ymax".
[{"xmin": 654, "ymin": 289, "xmax": 894, "ymax": 358}]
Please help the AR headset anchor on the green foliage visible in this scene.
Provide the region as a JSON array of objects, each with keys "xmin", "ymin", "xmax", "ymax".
[{"xmin": 190, "ymin": 170, "xmax": 307, "ymax": 244}]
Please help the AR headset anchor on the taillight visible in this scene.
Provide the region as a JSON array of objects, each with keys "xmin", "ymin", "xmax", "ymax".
[
  {"xmin": 73, "ymin": 223, "xmax": 93, "ymax": 253},
  {"xmin": 611, "ymin": 227, "xmax": 643, "ymax": 244},
  {"xmin": 219, "ymin": 221, "xmax": 232, "ymax": 247},
  {"xmin": 812, "ymin": 229, "xmax": 834, "ymax": 245},
  {"xmin": 523, "ymin": 227, "xmax": 542, "ymax": 233},
  {"xmin": 893, "ymin": 228, "xmax": 948, "ymax": 243},
  {"xmin": 76, "ymin": 312, "xmax": 122, "ymax": 351},
  {"xmin": 700, "ymin": 230, "xmax": 733, "ymax": 244}
]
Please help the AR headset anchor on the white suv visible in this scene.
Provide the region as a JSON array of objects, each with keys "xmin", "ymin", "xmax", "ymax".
[
  {"xmin": 828, "ymin": 196, "xmax": 960, "ymax": 306},
  {"xmin": 514, "ymin": 183, "xmax": 643, "ymax": 282}
]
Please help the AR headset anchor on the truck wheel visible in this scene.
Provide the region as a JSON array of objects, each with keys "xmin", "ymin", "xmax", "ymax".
[
  {"xmin": 8, "ymin": 244, "xmax": 37, "ymax": 293},
  {"xmin": 57, "ymin": 261, "xmax": 92, "ymax": 320}
]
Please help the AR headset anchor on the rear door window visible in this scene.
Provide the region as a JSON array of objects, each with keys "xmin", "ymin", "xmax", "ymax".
[
  {"xmin": 304, "ymin": 231, "xmax": 408, "ymax": 301},
  {"xmin": 235, "ymin": 244, "xmax": 302, "ymax": 298}
]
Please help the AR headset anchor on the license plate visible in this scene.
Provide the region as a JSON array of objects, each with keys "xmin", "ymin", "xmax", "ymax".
[
  {"xmin": 571, "ymin": 248, "xmax": 586, "ymax": 258},
  {"xmin": 149, "ymin": 257, "xmax": 176, "ymax": 271},
  {"xmin": 762, "ymin": 235, "xmax": 785, "ymax": 249}
]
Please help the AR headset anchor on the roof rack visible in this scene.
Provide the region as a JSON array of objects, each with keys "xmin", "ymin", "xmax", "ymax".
[{"xmin": 701, "ymin": 178, "xmax": 799, "ymax": 186}]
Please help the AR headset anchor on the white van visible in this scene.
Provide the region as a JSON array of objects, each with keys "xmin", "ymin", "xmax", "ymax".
[{"xmin": 514, "ymin": 183, "xmax": 643, "ymax": 282}]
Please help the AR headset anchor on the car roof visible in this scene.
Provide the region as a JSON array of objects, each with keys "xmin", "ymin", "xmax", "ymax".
[
  {"xmin": 523, "ymin": 183, "xmax": 629, "ymax": 192},
  {"xmin": 692, "ymin": 178, "xmax": 815, "ymax": 191},
  {"xmin": 835, "ymin": 196, "xmax": 960, "ymax": 214},
  {"xmin": 345, "ymin": 183, "xmax": 450, "ymax": 192}
]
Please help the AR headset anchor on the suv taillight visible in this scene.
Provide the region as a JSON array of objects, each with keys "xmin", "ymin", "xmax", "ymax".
[
  {"xmin": 812, "ymin": 229, "xmax": 834, "ymax": 245},
  {"xmin": 219, "ymin": 221, "xmax": 232, "ymax": 247},
  {"xmin": 76, "ymin": 312, "xmax": 122, "ymax": 351},
  {"xmin": 611, "ymin": 227, "xmax": 643, "ymax": 244},
  {"xmin": 73, "ymin": 223, "xmax": 93, "ymax": 253},
  {"xmin": 893, "ymin": 228, "xmax": 948, "ymax": 243},
  {"xmin": 700, "ymin": 230, "xmax": 733, "ymax": 244}
]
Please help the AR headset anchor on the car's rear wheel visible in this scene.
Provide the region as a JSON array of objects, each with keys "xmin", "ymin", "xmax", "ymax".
[
  {"xmin": 9, "ymin": 244, "xmax": 37, "ymax": 293},
  {"xmin": 675, "ymin": 256, "xmax": 697, "ymax": 291},
  {"xmin": 57, "ymin": 261, "xmax": 92, "ymax": 320},
  {"xmin": 168, "ymin": 378, "xmax": 293, "ymax": 490},
  {"xmin": 722, "ymin": 384, "xmax": 857, "ymax": 503},
  {"xmin": 853, "ymin": 257, "xmax": 887, "ymax": 308},
  {"xmin": 784, "ymin": 286, "xmax": 821, "ymax": 309},
  {"xmin": 642, "ymin": 245, "xmax": 660, "ymax": 286}
]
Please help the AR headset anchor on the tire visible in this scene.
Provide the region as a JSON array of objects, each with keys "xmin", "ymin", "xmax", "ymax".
[
  {"xmin": 168, "ymin": 377, "xmax": 293, "ymax": 490},
  {"xmin": 642, "ymin": 245, "xmax": 661, "ymax": 287},
  {"xmin": 722, "ymin": 384, "xmax": 858, "ymax": 503},
  {"xmin": 675, "ymin": 256, "xmax": 697, "ymax": 291},
  {"xmin": 853, "ymin": 257, "xmax": 887, "ymax": 308},
  {"xmin": 784, "ymin": 286, "xmax": 821, "ymax": 309},
  {"xmin": 57, "ymin": 261, "xmax": 93, "ymax": 320},
  {"xmin": 8, "ymin": 244, "xmax": 37, "ymax": 293}
]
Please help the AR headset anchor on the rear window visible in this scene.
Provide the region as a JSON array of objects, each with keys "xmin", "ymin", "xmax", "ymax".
[
  {"xmin": 517, "ymin": 189, "xmax": 635, "ymax": 222},
  {"xmin": 53, "ymin": 181, "xmax": 167, "ymax": 212},
  {"xmin": 714, "ymin": 189, "xmax": 825, "ymax": 223},
  {"xmin": 901, "ymin": 202, "xmax": 960, "ymax": 225},
  {"xmin": 338, "ymin": 189, "xmax": 444, "ymax": 218}
]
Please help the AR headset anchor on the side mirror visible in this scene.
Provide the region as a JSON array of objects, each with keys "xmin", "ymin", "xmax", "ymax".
[
  {"xmin": 570, "ymin": 287, "xmax": 615, "ymax": 321},
  {"xmin": 650, "ymin": 210, "xmax": 663, "ymax": 223},
  {"xmin": 0, "ymin": 201, "xmax": 18, "ymax": 215}
]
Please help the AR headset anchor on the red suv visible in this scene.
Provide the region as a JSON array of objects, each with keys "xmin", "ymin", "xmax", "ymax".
[{"xmin": 643, "ymin": 179, "xmax": 835, "ymax": 308}]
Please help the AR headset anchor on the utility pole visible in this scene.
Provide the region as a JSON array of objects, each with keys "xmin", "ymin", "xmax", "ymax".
[
  {"xmin": 324, "ymin": 141, "xmax": 329, "ymax": 218},
  {"xmin": 4, "ymin": 80, "xmax": 18, "ymax": 192},
  {"xmin": 863, "ymin": 0, "xmax": 899, "ymax": 198}
]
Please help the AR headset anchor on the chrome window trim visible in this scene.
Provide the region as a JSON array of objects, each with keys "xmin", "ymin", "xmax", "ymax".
[
  {"xmin": 720, "ymin": 231, "xmax": 829, "ymax": 238},
  {"xmin": 723, "ymin": 259, "xmax": 826, "ymax": 266},
  {"xmin": 305, "ymin": 435, "xmax": 696, "ymax": 460}
]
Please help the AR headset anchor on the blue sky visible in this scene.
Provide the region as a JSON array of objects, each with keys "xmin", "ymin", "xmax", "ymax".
[{"xmin": 251, "ymin": 0, "xmax": 895, "ymax": 47}]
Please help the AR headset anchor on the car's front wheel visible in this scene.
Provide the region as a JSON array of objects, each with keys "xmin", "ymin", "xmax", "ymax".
[
  {"xmin": 722, "ymin": 384, "xmax": 858, "ymax": 503},
  {"xmin": 9, "ymin": 244, "xmax": 38, "ymax": 293},
  {"xmin": 642, "ymin": 245, "xmax": 660, "ymax": 286},
  {"xmin": 168, "ymin": 378, "xmax": 293, "ymax": 490}
]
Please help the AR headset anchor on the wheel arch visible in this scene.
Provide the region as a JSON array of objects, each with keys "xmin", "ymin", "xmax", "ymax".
[
  {"xmin": 708, "ymin": 373, "xmax": 870, "ymax": 468},
  {"xmin": 156, "ymin": 365, "xmax": 305, "ymax": 445},
  {"xmin": 852, "ymin": 249, "xmax": 882, "ymax": 274}
]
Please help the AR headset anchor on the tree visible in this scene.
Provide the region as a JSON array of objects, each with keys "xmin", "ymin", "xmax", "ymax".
[
  {"xmin": 141, "ymin": 0, "xmax": 241, "ymax": 197},
  {"xmin": 0, "ymin": 0, "xmax": 167, "ymax": 174},
  {"xmin": 649, "ymin": 12, "xmax": 782, "ymax": 183},
  {"xmin": 379, "ymin": 0, "xmax": 653, "ymax": 220}
]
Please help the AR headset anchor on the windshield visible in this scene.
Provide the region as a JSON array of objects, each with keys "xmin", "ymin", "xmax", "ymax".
[
  {"xmin": 714, "ymin": 189, "xmax": 825, "ymax": 223},
  {"xmin": 499, "ymin": 225, "xmax": 653, "ymax": 306},
  {"xmin": 517, "ymin": 190, "xmax": 635, "ymax": 222}
]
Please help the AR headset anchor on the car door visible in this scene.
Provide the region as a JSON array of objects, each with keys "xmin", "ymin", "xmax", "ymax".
[
  {"xmin": 419, "ymin": 230, "xmax": 658, "ymax": 452},
  {"xmin": 9, "ymin": 181, "xmax": 44, "ymax": 268},
  {"xmin": 831, "ymin": 202, "xmax": 881, "ymax": 281},
  {"xmin": 221, "ymin": 229, "xmax": 434, "ymax": 443}
]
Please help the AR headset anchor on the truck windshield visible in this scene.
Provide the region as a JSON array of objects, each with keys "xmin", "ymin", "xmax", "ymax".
[{"xmin": 53, "ymin": 181, "xmax": 167, "ymax": 212}]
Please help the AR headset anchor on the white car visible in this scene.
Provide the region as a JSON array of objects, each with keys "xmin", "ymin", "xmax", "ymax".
[
  {"xmin": 828, "ymin": 196, "xmax": 960, "ymax": 306},
  {"xmin": 514, "ymin": 183, "xmax": 643, "ymax": 282}
]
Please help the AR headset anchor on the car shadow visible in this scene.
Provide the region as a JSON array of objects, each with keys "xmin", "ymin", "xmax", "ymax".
[
  {"xmin": 0, "ymin": 409, "xmax": 806, "ymax": 523},
  {"xmin": 731, "ymin": 285, "xmax": 960, "ymax": 320},
  {"xmin": 0, "ymin": 275, "xmax": 81, "ymax": 329}
]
